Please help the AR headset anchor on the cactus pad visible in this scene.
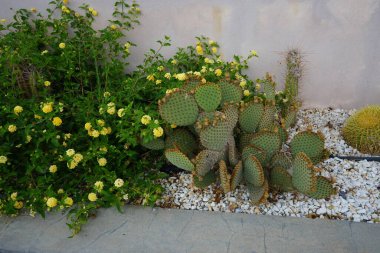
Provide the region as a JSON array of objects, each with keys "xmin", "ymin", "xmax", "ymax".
[
  {"xmin": 247, "ymin": 180, "xmax": 269, "ymax": 204},
  {"xmin": 231, "ymin": 161, "xmax": 243, "ymax": 190},
  {"xmin": 159, "ymin": 91, "xmax": 199, "ymax": 126},
  {"xmin": 218, "ymin": 80, "xmax": 243, "ymax": 105},
  {"xmin": 292, "ymin": 152, "xmax": 317, "ymax": 194},
  {"xmin": 219, "ymin": 160, "xmax": 231, "ymax": 193},
  {"xmin": 242, "ymin": 145, "xmax": 266, "ymax": 165},
  {"xmin": 270, "ymin": 166, "xmax": 293, "ymax": 191},
  {"xmin": 244, "ymin": 155, "xmax": 265, "ymax": 187},
  {"xmin": 227, "ymin": 135, "xmax": 239, "ymax": 166},
  {"xmin": 141, "ymin": 138, "xmax": 165, "ymax": 150},
  {"xmin": 195, "ymin": 149, "xmax": 222, "ymax": 176},
  {"xmin": 239, "ymin": 102, "xmax": 264, "ymax": 133},
  {"xmin": 271, "ymin": 152, "xmax": 292, "ymax": 170},
  {"xmin": 223, "ymin": 104, "xmax": 239, "ymax": 130},
  {"xmin": 290, "ymin": 130, "xmax": 326, "ymax": 164},
  {"xmin": 239, "ymin": 133, "xmax": 256, "ymax": 150},
  {"xmin": 262, "ymin": 80, "xmax": 276, "ymax": 100},
  {"xmin": 195, "ymin": 83, "xmax": 222, "ymax": 112},
  {"xmin": 200, "ymin": 120, "xmax": 231, "ymax": 151},
  {"xmin": 193, "ymin": 170, "xmax": 216, "ymax": 188},
  {"xmin": 165, "ymin": 148, "xmax": 194, "ymax": 172},
  {"xmin": 284, "ymin": 109, "xmax": 297, "ymax": 129},
  {"xmin": 250, "ymin": 131, "xmax": 281, "ymax": 166},
  {"xmin": 258, "ymin": 104, "xmax": 276, "ymax": 131},
  {"xmin": 182, "ymin": 78, "xmax": 200, "ymax": 92},
  {"xmin": 307, "ymin": 176, "xmax": 335, "ymax": 199},
  {"xmin": 165, "ymin": 128, "xmax": 197, "ymax": 156}
]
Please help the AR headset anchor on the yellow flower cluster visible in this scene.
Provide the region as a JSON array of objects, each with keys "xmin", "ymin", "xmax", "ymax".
[
  {"xmin": 196, "ymin": 44, "xmax": 203, "ymax": 55},
  {"xmin": 175, "ymin": 73, "xmax": 187, "ymax": 81},
  {"xmin": 85, "ymin": 120, "xmax": 112, "ymax": 138},
  {"xmin": 153, "ymin": 127, "xmax": 164, "ymax": 138},
  {"xmin": 204, "ymin": 58, "xmax": 214, "ymax": 64},
  {"xmin": 146, "ymin": 74, "xmax": 155, "ymax": 82},
  {"xmin": 66, "ymin": 149, "xmax": 83, "ymax": 169},
  {"xmin": 59, "ymin": 42, "xmax": 66, "ymax": 49},
  {"xmin": 44, "ymin": 81, "xmax": 51, "ymax": 87},
  {"xmin": 157, "ymin": 66, "xmax": 164, "ymax": 71},
  {"xmin": 141, "ymin": 115, "xmax": 151, "ymax": 125},
  {"xmin": 88, "ymin": 192, "xmax": 97, "ymax": 202},
  {"xmin": 214, "ymin": 69, "xmax": 222, "ymax": 77},
  {"xmin": 8, "ymin": 125, "xmax": 17, "ymax": 133},
  {"xmin": 52, "ymin": 117, "xmax": 62, "ymax": 126},
  {"xmin": 164, "ymin": 73, "xmax": 171, "ymax": 79},
  {"xmin": 114, "ymin": 178, "xmax": 124, "ymax": 188},
  {"xmin": 124, "ymin": 42, "xmax": 131, "ymax": 53},
  {"xmin": 88, "ymin": 7, "xmax": 98, "ymax": 16},
  {"xmin": 49, "ymin": 165, "xmax": 57, "ymax": 173},
  {"xmin": 41, "ymin": 102, "xmax": 53, "ymax": 113},
  {"xmin": 211, "ymin": 47, "xmax": 218, "ymax": 54},
  {"xmin": 94, "ymin": 181, "xmax": 104, "ymax": 192},
  {"xmin": 13, "ymin": 106, "xmax": 23, "ymax": 115},
  {"xmin": 64, "ymin": 197, "xmax": 73, "ymax": 207},
  {"xmin": 14, "ymin": 201, "xmax": 23, "ymax": 209},
  {"xmin": 243, "ymin": 90, "xmax": 251, "ymax": 97},
  {"xmin": 239, "ymin": 80, "xmax": 247, "ymax": 88},
  {"xmin": 117, "ymin": 108, "xmax": 125, "ymax": 118},
  {"xmin": 98, "ymin": 157, "xmax": 107, "ymax": 166},
  {"xmin": 46, "ymin": 197, "xmax": 58, "ymax": 208},
  {"xmin": 0, "ymin": 156, "xmax": 7, "ymax": 164},
  {"xmin": 61, "ymin": 5, "xmax": 70, "ymax": 14}
]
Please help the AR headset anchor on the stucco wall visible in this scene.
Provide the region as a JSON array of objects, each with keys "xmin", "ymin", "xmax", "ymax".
[{"xmin": 1, "ymin": 0, "xmax": 379, "ymax": 108}]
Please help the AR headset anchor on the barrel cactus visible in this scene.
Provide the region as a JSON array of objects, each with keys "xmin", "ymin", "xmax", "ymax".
[{"xmin": 342, "ymin": 105, "xmax": 380, "ymax": 155}]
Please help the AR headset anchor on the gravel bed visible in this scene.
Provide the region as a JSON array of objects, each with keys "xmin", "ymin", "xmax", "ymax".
[{"xmin": 156, "ymin": 108, "xmax": 380, "ymax": 223}]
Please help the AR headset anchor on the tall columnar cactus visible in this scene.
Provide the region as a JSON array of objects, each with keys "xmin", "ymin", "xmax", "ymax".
[{"xmin": 144, "ymin": 52, "xmax": 334, "ymax": 204}]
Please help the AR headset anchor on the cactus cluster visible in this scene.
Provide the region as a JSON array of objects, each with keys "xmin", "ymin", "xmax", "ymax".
[
  {"xmin": 342, "ymin": 105, "xmax": 380, "ymax": 155},
  {"xmin": 143, "ymin": 72, "xmax": 336, "ymax": 204}
]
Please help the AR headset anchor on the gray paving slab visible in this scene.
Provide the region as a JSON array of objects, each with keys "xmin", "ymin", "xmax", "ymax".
[{"xmin": 0, "ymin": 205, "xmax": 379, "ymax": 253}]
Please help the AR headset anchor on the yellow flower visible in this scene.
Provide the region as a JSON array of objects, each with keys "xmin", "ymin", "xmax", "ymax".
[
  {"xmin": 88, "ymin": 7, "xmax": 94, "ymax": 12},
  {"xmin": 193, "ymin": 71, "xmax": 201, "ymax": 77},
  {"xmin": 146, "ymin": 74, "xmax": 155, "ymax": 82},
  {"xmin": 153, "ymin": 127, "xmax": 164, "ymax": 138},
  {"xmin": 196, "ymin": 45, "xmax": 203, "ymax": 55},
  {"xmin": 204, "ymin": 58, "xmax": 214, "ymax": 64},
  {"xmin": 57, "ymin": 188, "xmax": 64, "ymax": 194},
  {"xmin": 99, "ymin": 147, "xmax": 108, "ymax": 152},
  {"xmin": 155, "ymin": 80, "xmax": 162, "ymax": 85},
  {"xmin": 73, "ymin": 153, "xmax": 83, "ymax": 163},
  {"xmin": 64, "ymin": 133, "xmax": 71, "ymax": 140},
  {"xmin": 100, "ymin": 127, "xmax": 108, "ymax": 135},
  {"xmin": 250, "ymin": 49, "xmax": 258, "ymax": 57},
  {"xmin": 201, "ymin": 78, "xmax": 207, "ymax": 84},
  {"xmin": 124, "ymin": 42, "xmax": 131, "ymax": 48},
  {"xmin": 46, "ymin": 197, "xmax": 58, "ymax": 208},
  {"xmin": 91, "ymin": 10, "xmax": 98, "ymax": 16},
  {"xmin": 90, "ymin": 130, "xmax": 100, "ymax": 138},
  {"xmin": 209, "ymin": 40, "xmax": 215, "ymax": 45},
  {"xmin": 35, "ymin": 114, "xmax": 42, "ymax": 119},
  {"xmin": 106, "ymin": 127, "xmax": 112, "ymax": 134},
  {"xmin": 201, "ymin": 66, "xmax": 207, "ymax": 73},
  {"xmin": 14, "ymin": 201, "xmax": 23, "ymax": 209},
  {"xmin": 8, "ymin": 125, "xmax": 17, "ymax": 133},
  {"xmin": 255, "ymin": 83, "xmax": 261, "ymax": 90},
  {"xmin": 66, "ymin": 149, "xmax": 75, "ymax": 157},
  {"xmin": 176, "ymin": 73, "xmax": 187, "ymax": 81},
  {"xmin": 117, "ymin": 108, "xmax": 125, "ymax": 118},
  {"xmin": 64, "ymin": 197, "xmax": 73, "ymax": 207},
  {"xmin": 13, "ymin": 106, "xmax": 23, "ymax": 115},
  {"xmin": 98, "ymin": 157, "xmax": 107, "ymax": 166},
  {"xmin": 110, "ymin": 24, "xmax": 117, "ymax": 30},
  {"xmin": 103, "ymin": 91, "xmax": 111, "ymax": 97},
  {"xmin": 26, "ymin": 135, "xmax": 32, "ymax": 143},
  {"xmin": 61, "ymin": 6, "xmax": 70, "ymax": 14},
  {"xmin": 49, "ymin": 165, "xmax": 58, "ymax": 173},
  {"xmin": 114, "ymin": 178, "xmax": 124, "ymax": 188},
  {"xmin": 42, "ymin": 103, "xmax": 53, "ymax": 113},
  {"xmin": 0, "ymin": 156, "xmax": 7, "ymax": 164},
  {"xmin": 44, "ymin": 81, "xmax": 51, "ymax": 88},
  {"xmin": 84, "ymin": 122, "xmax": 92, "ymax": 130},
  {"xmin": 67, "ymin": 160, "xmax": 78, "ymax": 169},
  {"xmin": 30, "ymin": 8, "xmax": 37, "ymax": 13},
  {"xmin": 171, "ymin": 124, "xmax": 177, "ymax": 128},
  {"xmin": 59, "ymin": 43, "xmax": 66, "ymax": 49},
  {"xmin": 63, "ymin": 0, "xmax": 69, "ymax": 4},
  {"xmin": 171, "ymin": 59, "xmax": 178, "ymax": 65},
  {"xmin": 212, "ymin": 47, "xmax": 218, "ymax": 54},
  {"xmin": 52, "ymin": 117, "xmax": 62, "ymax": 126},
  {"xmin": 141, "ymin": 115, "xmax": 151, "ymax": 125},
  {"xmin": 164, "ymin": 73, "xmax": 171, "ymax": 79},
  {"xmin": 95, "ymin": 119, "xmax": 104, "ymax": 127},
  {"xmin": 157, "ymin": 66, "xmax": 164, "ymax": 71},
  {"xmin": 11, "ymin": 192, "xmax": 18, "ymax": 201},
  {"xmin": 107, "ymin": 107, "xmax": 115, "ymax": 115},
  {"xmin": 0, "ymin": 19, "xmax": 6, "ymax": 23},
  {"xmin": 239, "ymin": 80, "xmax": 247, "ymax": 88},
  {"xmin": 243, "ymin": 90, "xmax": 251, "ymax": 97},
  {"xmin": 214, "ymin": 69, "xmax": 222, "ymax": 77},
  {"xmin": 88, "ymin": 193, "xmax": 97, "ymax": 202},
  {"xmin": 75, "ymin": 12, "xmax": 80, "ymax": 17},
  {"xmin": 94, "ymin": 181, "xmax": 104, "ymax": 192}
]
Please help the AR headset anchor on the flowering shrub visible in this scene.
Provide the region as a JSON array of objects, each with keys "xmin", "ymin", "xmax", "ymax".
[{"xmin": 0, "ymin": 0, "xmax": 166, "ymax": 235}]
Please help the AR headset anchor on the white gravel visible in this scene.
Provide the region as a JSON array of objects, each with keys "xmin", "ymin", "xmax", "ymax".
[{"xmin": 156, "ymin": 108, "xmax": 380, "ymax": 223}]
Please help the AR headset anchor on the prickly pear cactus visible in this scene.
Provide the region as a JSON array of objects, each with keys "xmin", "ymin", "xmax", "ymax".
[{"xmin": 143, "ymin": 50, "xmax": 334, "ymax": 204}]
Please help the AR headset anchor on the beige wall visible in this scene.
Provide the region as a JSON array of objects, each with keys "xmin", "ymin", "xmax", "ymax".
[{"xmin": 1, "ymin": 0, "xmax": 379, "ymax": 108}]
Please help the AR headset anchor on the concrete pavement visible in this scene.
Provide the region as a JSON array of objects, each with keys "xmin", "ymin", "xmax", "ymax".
[{"xmin": 0, "ymin": 205, "xmax": 379, "ymax": 253}]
